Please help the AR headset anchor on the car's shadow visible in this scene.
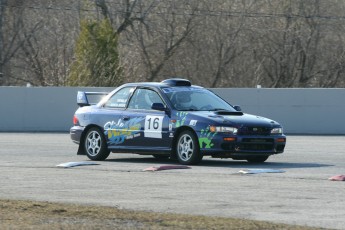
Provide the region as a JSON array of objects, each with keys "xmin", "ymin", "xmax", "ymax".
[{"xmin": 105, "ymin": 156, "xmax": 333, "ymax": 170}]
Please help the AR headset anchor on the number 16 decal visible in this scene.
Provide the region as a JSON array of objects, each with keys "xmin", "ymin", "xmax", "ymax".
[{"xmin": 144, "ymin": 115, "xmax": 164, "ymax": 138}]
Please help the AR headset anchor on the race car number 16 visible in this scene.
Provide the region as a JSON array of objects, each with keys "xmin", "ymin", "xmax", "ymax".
[{"xmin": 144, "ymin": 115, "xmax": 164, "ymax": 138}]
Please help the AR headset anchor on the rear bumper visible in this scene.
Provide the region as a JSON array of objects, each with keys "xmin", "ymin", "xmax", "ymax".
[{"xmin": 70, "ymin": 126, "xmax": 84, "ymax": 144}]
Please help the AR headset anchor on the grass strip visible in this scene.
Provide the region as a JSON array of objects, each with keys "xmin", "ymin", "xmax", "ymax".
[{"xmin": 0, "ymin": 199, "xmax": 323, "ymax": 230}]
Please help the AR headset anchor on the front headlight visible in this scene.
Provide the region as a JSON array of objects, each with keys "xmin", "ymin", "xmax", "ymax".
[
  {"xmin": 271, "ymin": 128, "xmax": 283, "ymax": 134},
  {"xmin": 210, "ymin": 126, "xmax": 238, "ymax": 134}
]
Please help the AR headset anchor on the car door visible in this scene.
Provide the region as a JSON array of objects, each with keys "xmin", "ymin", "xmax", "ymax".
[
  {"xmin": 97, "ymin": 86, "xmax": 135, "ymax": 147},
  {"xmin": 123, "ymin": 88, "xmax": 170, "ymax": 150}
]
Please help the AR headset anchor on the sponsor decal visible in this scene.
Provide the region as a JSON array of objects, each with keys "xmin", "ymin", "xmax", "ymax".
[
  {"xmin": 104, "ymin": 117, "xmax": 144, "ymax": 145},
  {"xmin": 189, "ymin": 120, "xmax": 197, "ymax": 126}
]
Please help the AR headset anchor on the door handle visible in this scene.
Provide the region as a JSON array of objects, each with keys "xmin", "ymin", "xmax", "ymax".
[{"xmin": 122, "ymin": 116, "xmax": 130, "ymax": 121}]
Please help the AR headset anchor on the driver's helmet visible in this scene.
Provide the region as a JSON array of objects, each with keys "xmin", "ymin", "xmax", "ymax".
[{"xmin": 175, "ymin": 91, "xmax": 192, "ymax": 108}]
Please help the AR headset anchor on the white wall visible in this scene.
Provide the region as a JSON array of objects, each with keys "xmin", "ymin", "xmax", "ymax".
[
  {"xmin": 0, "ymin": 87, "xmax": 112, "ymax": 132},
  {"xmin": 1, "ymin": 87, "xmax": 344, "ymax": 134},
  {"xmin": 213, "ymin": 88, "xmax": 345, "ymax": 134}
]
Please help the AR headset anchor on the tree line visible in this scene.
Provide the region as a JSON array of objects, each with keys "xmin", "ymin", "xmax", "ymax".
[{"xmin": 1, "ymin": 0, "xmax": 345, "ymax": 88}]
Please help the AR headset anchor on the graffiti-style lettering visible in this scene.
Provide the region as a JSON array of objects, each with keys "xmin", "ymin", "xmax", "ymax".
[{"xmin": 104, "ymin": 117, "xmax": 144, "ymax": 145}]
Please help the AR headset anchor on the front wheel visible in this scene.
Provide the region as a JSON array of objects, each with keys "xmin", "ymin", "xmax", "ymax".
[
  {"xmin": 246, "ymin": 156, "xmax": 269, "ymax": 163},
  {"xmin": 83, "ymin": 127, "xmax": 110, "ymax": 161},
  {"xmin": 176, "ymin": 130, "xmax": 202, "ymax": 165}
]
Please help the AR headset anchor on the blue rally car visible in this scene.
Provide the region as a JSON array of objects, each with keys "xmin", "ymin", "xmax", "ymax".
[{"xmin": 70, "ymin": 78, "xmax": 286, "ymax": 165}]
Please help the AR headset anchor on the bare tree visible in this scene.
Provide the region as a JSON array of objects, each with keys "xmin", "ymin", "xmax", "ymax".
[
  {"xmin": 3, "ymin": 0, "xmax": 345, "ymax": 87},
  {"xmin": 193, "ymin": 1, "xmax": 250, "ymax": 88},
  {"xmin": 0, "ymin": 0, "xmax": 30, "ymax": 85},
  {"xmin": 135, "ymin": 2, "xmax": 197, "ymax": 81},
  {"xmin": 249, "ymin": 0, "xmax": 345, "ymax": 88},
  {"xmin": 0, "ymin": 0, "xmax": 6, "ymax": 84},
  {"xmin": 7, "ymin": 0, "xmax": 80, "ymax": 86}
]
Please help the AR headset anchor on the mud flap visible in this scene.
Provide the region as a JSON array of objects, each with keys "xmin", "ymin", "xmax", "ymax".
[{"xmin": 77, "ymin": 144, "xmax": 86, "ymax": 155}]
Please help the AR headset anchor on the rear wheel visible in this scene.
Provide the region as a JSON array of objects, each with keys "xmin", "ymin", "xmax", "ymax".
[
  {"xmin": 84, "ymin": 127, "xmax": 110, "ymax": 161},
  {"xmin": 176, "ymin": 130, "xmax": 202, "ymax": 165},
  {"xmin": 246, "ymin": 156, "xmax": 269, "ymax": 163}
]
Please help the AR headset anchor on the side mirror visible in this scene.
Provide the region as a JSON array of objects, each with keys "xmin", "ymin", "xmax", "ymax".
[
  {"xmin": 233, "ymin": 105, "xmax": 242, "ymax": 111},
  {"xmin": 151, "ymin": 103, "xmax": 167, "ymax": 111}
]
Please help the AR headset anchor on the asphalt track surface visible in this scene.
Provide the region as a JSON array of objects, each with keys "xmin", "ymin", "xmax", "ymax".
[{"xmin": 1, "ymin": 133, "xmax": 344, "ymax": 229}]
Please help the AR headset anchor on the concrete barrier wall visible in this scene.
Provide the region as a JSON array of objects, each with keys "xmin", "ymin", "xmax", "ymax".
[
  {"xmin": 212, "ymin": 88, "xmax": 345, "ymax": 135},
  {"xmin": 1, "ymin": 87, "xmax": 344, "ymax": 134},
  {"xmin": 0, "ymin": 87, "xmax": 113, "ymax": 132}
]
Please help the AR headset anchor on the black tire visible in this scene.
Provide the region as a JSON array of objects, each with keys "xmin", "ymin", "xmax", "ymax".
[
  {"xmin": 83, "ymin": 127, "xmax": 110, "ymax": 161},
  {"xmin": 246, "ymin": 156, "xmax": 269, "ymax": 163},
  {"xmin": 176, "ymin": 130, "xmax": 202, "ymax": 165}
]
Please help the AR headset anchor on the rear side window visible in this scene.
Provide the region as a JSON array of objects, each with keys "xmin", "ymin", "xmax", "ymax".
[
  {"xmin": 128, "ymin": 88, "xmax": 164, "ymax": 110},
  {"xmin": 104, "ymin": 87, "xmax": 134, "ymax": 108}
]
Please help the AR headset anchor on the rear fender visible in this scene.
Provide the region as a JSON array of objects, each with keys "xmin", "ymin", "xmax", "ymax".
[{"xmin": 76, "ymin": 124, "xmax": 105, "ymax": 155}]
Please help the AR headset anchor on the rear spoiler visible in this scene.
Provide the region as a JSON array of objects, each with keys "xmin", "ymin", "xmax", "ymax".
[{"xmin": 77, "ymin": 91, "xmax": 109, "ymax": 107}]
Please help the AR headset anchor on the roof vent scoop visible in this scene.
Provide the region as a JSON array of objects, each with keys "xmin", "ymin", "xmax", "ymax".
[{"xmin": 161, "ymin": 78, "xmax": 191, "ymax": 86}]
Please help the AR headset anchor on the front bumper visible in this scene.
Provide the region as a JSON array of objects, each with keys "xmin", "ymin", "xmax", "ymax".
[{"xmin": 200, "ymin": 134, "xmax": 286, "ymax": 157}]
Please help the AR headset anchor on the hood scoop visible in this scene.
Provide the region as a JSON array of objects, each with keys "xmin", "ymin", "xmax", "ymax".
[{"xmin": 215, "ymin": 110, "xmax": 243, "ymax": 116}]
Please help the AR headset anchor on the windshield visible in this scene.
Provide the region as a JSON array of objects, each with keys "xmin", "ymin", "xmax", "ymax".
[{"xmin": 162, "ymin": 87, "xmax": 237, "ymax": 111}]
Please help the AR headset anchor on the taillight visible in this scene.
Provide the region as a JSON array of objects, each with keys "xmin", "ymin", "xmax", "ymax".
[{"xmin": 73, "ymin": 115, "xmax": 79, "ymax": 125}]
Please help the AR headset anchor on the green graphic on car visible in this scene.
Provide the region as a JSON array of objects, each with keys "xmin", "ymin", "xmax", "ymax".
[
  {"xmin": 199, "ymin": 126, "xmax": 217, "ymax": 149},
  {"xmin": 175, "ymin": 112, "xmax": 188, "ymax": 128}
]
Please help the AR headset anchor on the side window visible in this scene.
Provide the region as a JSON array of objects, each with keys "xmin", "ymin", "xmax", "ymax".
[
  {"xmin": 128, "ymin": 88, "xmax": 164, "ymax": 110},
  {"xmin": 104, "ymin": 87, "xmax": 134, "ymax": 108}
]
